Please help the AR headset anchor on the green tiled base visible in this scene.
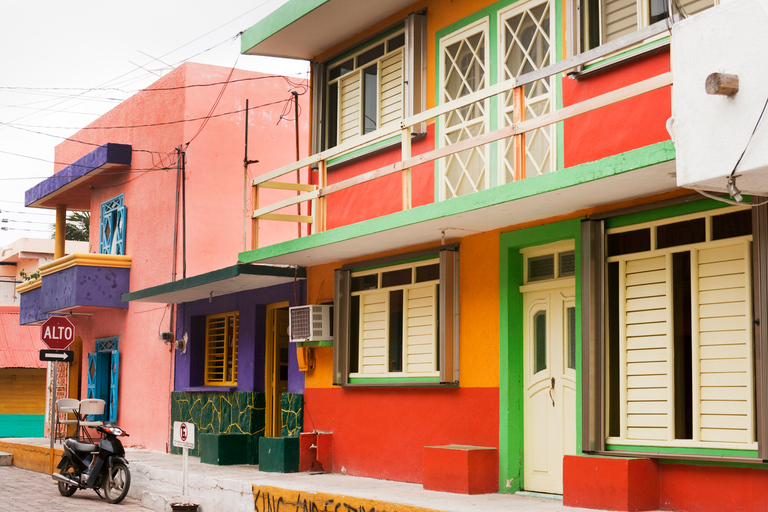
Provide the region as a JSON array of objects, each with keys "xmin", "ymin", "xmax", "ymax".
[
  {"xmin": 259, "ymin": 436, "xmax": 300, "ymax": 473},
  {"xmin": 199, "ymin": 433, "xmax": 248, "ymax": 466}
]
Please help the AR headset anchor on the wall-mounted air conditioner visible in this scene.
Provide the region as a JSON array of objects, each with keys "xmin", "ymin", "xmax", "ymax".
[{"xmin": 289, "ymin": 305, "xmax": 333, "ymax": 343}]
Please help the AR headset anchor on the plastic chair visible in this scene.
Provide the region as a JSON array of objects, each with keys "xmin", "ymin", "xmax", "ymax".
[
  {"xmin": 77, "ymin": 399, "xmax": 106, "ymax": 442},
  {"xmin": 55, "ymin": 398, "xmax": 80, "ymax": 442}
]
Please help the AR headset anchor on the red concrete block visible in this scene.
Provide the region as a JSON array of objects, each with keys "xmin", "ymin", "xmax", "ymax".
[
  {"xmin": 423, "ymin": 445, "xmax": 498, "ymax": 495},
  {"xmin": 660, "ymin": 463, "xmax": 768, "ymax": 512},
  {"xmin": 563, "ymin": 455, "xmax": 659, "ymax": 511},
  {"xmin": 315, "ymin": 433, "xmax": 333, "ymax": 473},
  {"xmin": 299, "ymin": 433, "xmax": 318, "ymax": 472}
]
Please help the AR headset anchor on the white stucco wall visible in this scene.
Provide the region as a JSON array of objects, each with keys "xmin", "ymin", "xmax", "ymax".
[{"xmin": 672, "ymin": 0, "xmax": 768, "ymax": 195}]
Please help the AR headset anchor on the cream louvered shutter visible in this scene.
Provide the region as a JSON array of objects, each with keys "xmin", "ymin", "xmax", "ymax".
[
  {"xmin": 695, "ymin": 242, "xmax": 754, "ymax": 445},
  {"xmin": 339, "ymin": 72, "xmax": 362, "ymax": 143},
  {"xmin": 360, "ymin": 291, "xmax": 387, "ymax": 374},
  {"xmin": 405, "ymin": 284, "xmax": 437, "ymax": 374},
  {"xmin": 622, "ymin": 255, "xmax": 671, "ymax": 441},
  {"xmin": 379, "ymin": 50, "xmax": 403, "ymax": 127},
  {"xmin": 603, "ymin": 0, "xmax": 638, "ymax": 42}
]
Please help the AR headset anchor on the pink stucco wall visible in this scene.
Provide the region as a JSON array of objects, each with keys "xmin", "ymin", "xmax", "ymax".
[{"xmin": 51, "ymin": 63, "xmax": 308, "ymax": 451}]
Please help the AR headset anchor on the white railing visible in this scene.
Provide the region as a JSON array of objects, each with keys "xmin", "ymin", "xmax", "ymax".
[{"xmin": 251, "ymin": 21, "xmax": 675, "ymax": 249}]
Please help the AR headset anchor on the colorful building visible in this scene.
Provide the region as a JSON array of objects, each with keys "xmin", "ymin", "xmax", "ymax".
[
  {"xmin": 173, "ymin": 0, "xmax": 768, "ymax": 510},
  {"xmin": 20, "ymin": 62, "xmax": 309, "ymax": 454}
]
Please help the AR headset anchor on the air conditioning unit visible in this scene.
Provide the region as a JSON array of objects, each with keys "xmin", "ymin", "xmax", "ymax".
[{"xmin": 289, "ymin": 305, "xmax": 333, "ymax": 343}]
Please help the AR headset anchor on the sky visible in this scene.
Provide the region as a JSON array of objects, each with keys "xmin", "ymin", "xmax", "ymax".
[{"xmin": 0, "ymin": 0, "xmax": 308, "ymax": 247}]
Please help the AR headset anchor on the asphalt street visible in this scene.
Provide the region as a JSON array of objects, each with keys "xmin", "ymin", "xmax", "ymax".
[{"xmin": 0, "ymin": 465, "xmax": 153, "ymax": 512}]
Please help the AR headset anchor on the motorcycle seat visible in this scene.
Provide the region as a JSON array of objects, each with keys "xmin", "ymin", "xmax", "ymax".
[{"xmin": 65, "ymin": 438, "xmax": 98, "ymax": 453}]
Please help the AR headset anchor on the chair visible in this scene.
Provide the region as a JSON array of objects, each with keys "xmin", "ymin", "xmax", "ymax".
[
  {"xmin": 77, "ymin": 399, "xmax": 106, "ymax": 442},
  {"xmin": 55, "ymin": 398, "xmax": 80, "ymax": 442}
]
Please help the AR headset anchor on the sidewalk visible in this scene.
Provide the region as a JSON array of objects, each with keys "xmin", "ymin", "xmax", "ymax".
[{"xmin": 0, "ymin": 437, "xmax": 614, "ymax": 512}]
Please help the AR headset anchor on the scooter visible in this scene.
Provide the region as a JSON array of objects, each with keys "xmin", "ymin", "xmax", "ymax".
[{"xmin": 52, "ymin": 423, "xmax": 131, "ymax": 504}]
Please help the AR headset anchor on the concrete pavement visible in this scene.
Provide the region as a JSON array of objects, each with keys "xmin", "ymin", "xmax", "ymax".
[{"xmin": 0, "ymin": 437, "xmax": 631, "ymax": 512}]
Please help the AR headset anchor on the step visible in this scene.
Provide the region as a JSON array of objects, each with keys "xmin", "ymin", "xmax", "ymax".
[{"xmin": 0, "ymin": 452, "xmax": 12, "ymax": 466}]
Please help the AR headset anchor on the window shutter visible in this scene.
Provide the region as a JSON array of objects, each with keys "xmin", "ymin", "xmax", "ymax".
[
  {"xmin": 100, "ymin": 213, "xmax": 114, "ymax": 255},
  {"xmin": 333, "ymin": 269, "xmax": 351, "ymax": 386},
  {"xmin": 87, "ymin": 352, "xmax": 97, "ymax": 400},
  {"xmin": 695, "ymin": 242, "xmax": 754, "ymax": 444},
  {"xmin": 622, "ymin": 255, "xmax": 671, "ymax": 441},
  {"xmin": 360, "ymin": 291, "xmax": 388, "ymax": 374},
  {"xmin": 379, "ymin": 50, "xmax": 404, "ymax": 127},
  {"xmin": 405, "ymin": 284, "xmax": 437, "ymax": 373},
  {"xmin": 109, "ymin": 350, "xmax": 119, "ymax": 423},
  {"xmin": 339, "ymin": 72, "xmax": 362, "ymax": 143},
  {"xmin": 114, "ymin": 205, "xmax": 126, "ymax": 256},
  {"xmin": 603, "ymin": 0, "xmax": 637, "ymax": 42},
  {"xmin": 439, "ymin": 248, "xmax": 460, "ymax": 384}
]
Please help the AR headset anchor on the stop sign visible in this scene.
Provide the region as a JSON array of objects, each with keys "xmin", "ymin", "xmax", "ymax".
[{"xmin": 41, "ymin": 316, "xmax": 75, "ymax": 350}]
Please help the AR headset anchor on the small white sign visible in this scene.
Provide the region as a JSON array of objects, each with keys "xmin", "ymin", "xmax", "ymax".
[{"xmin": 173, "ymin": 421, "xmax": 195, "ymax": 449}]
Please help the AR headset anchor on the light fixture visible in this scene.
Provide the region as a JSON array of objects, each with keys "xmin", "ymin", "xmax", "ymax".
[{"xmin": 727, "ymin": 175, "xmax": 743, "ymax": 203}]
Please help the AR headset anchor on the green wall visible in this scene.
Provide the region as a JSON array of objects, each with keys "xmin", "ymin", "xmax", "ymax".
[{"xmin": 0, "ymin": 414, "xmax": 44, "ymax": 437}]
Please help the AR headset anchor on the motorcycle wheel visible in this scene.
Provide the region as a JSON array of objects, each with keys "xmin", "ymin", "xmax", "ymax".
[
  {"xmin": 57, "ymin": 459, "xmax": 77, "ymax": 497},
  {"xmin": 103, "ymin": 461, "xmax": 131, "ymax": 504}
]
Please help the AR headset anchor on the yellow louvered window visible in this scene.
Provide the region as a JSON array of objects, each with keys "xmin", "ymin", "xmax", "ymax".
[
  {"xmin": 605, "ymin": 207, "xmax": 755, "ymax": 450},
  {"xmin": 325, "ymin": 30, "xmax": 405, "ymax": 149},
  {"xmin": 204, "ymin": 312, "xmax": 239, "ymax": 386}
]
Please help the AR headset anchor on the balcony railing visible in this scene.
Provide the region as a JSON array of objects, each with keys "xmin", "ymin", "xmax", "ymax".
[{"xmin": 251, "ymin": 21, "xmax": 675, "ymax": 249}]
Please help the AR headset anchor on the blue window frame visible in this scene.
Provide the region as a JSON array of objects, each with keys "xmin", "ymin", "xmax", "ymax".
[
  {"xmin": 99, "ymin": 194, "xmax": 126, "ymax": 255},
  {"xmin": 87, "ymin": 337, "xmax": 120, "ymax": 423}
]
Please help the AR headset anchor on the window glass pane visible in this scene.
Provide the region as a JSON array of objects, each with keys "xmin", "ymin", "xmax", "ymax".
[
  {"xmin": 363, "ymin": 65, "xmax": 378, "ymax": 134},
  {"xmin": 416, "ymin": 263, "xmax": 440, "ymax": 283},
  {"xmin": 712, "ymin": 209, "xmax": 752, "ymax": 240},
  {"xmin": 566, "ymin": 306, "xmax": 576, "ymax": 370},
  {"xmin": 649, "ymin": 0, "xmax": 670, "ymax": 24},
  {"xmin": 387, "ymin": 33, "xmax": 405, "ymax": 51},
  {"xmin": 326, "ymin": 82, "xmax": 338, "ymax": 148},
  {"xmin": 351, "ymin": 274, "xmax": 378, "ymax": 292},
  {"xmin": 534, "ymin": 310, "xmax": 547, "ymax": 373},
  {"xmin": 607, "ymin": 262, "xmax": 620, "ymax": 437},
  {"xmin": 358, "ymin": 44, "xmax": 385, "ymax": 68},
  {"xmin": 607, "ymin": 228, "xmax": 651, "ymax": 256},
  {"xmin": 672, "ymin": 251, "xmax": 693, "ymax": 440},
  {"xmin": 329, "ymin": 59, "xmax": 354, "ymax": 80},
  {"xmin": 657, "ymin": 218, "xmax": 705, "ymax": 249},
  {"xmin": 389, "ymin": 290, "xmax": 404, "ymax": 372},
  {"xmin": 559, "ymin": 251, "xmax": 576, "ymax": 277},
  {"xmin": 382, "ymin": 268, "xmax": 411, "ymax": 288},
  {"xmin": 349, "ymin": 295, "xmax": 360, "ymax": 373},
  {"xmin": 528, "ymin": 254, "xmax": 555, "ymax": 282}
]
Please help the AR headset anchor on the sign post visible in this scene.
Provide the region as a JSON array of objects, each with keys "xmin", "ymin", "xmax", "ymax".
[
  {"xmin": 173, "ymin": 421, "xmax": 195, "ymax": 497},
  {"xmin": 41, "ymin": 316, "xmax": 76, "ymax": 455}
]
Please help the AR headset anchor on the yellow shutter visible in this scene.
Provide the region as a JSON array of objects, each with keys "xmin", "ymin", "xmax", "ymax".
[
  {"xmin": 205, "ymin": 312, "xmax": 238, "ymax": 385},
  {"xmin": 604, "ymin": 0, "xmax": 637, "ymax": 42},
  {"xmin": 379, "ymin": 50, "xmax": 403, "ymax": 127},
  {"xmin": 360, "ymin": 291, "xmax": 387, "ymax": 374},
  {"xmin": 696, "ymin": 242, "xmax": 753, "ymax": 444},
  {"xmin": 623, "ymin": 255, "xmax": 671, "ymax": 441},
  {"xmin": 405, "ymin": 284, "xmax": 437, "ymax": 374},
  {"xmin": 339, "ymin": 72, "xmax": 361, "ymax": 143}
]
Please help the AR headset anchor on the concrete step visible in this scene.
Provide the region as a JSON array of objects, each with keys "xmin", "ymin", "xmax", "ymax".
[{"xmin": 0, "ymin": 452, "xmax": 12, "ymax": 466}]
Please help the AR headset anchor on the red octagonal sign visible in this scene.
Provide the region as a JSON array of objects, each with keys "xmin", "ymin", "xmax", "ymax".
[{"xmin": 41, "ymin": 316, "xmax": 75, "ymax": 350}]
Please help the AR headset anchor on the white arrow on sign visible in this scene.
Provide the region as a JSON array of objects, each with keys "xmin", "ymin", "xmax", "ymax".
[{"xmin": 46, "ymin": 352, "xmax": 70, "ymax": 360}]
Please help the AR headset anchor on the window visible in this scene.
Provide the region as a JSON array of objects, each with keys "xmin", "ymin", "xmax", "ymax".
[
  {"xmin": 334, "ymin": 246, "xmax": 459, "ymax": 385},
  {"xmin": 439, "ymin": 18, "xmax": 490, "ymax": 199},
  {"xmin": 581, "ymin": 0, "xmax": 718, "ymax": 51},
  {"xmin": 99, "ymin": 194, "xmax": 126, "ymax": 255},
  {"xmin": 317, "ymin": 13, "xmax": 425, "ymax": 151},
  {"xmin": 204, "ymin": 312, "xmax": 239, "ymax": 386},
  {"xmin": 601, "ymin": 207, "xmax": 755, "ymax": 449}
]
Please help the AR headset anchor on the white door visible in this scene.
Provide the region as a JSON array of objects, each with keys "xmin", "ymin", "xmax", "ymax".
[{"xmin": 523, "ymin": 286, "xmax": 576, "ymax": 494}]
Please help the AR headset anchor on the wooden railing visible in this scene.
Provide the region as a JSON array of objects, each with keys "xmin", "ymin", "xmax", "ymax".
[{"xmin": 251, "ymin": 21, "xmax": 675, "ymax": 249}]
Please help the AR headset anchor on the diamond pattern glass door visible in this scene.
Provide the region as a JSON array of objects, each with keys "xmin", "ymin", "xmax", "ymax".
[
  {"xmin": 440, "ymin": 23, "xmax": 489, "ymax": 199},
  {"xmin": 500, "ymin": 0, "xmax": 555, "ymax": 182}
]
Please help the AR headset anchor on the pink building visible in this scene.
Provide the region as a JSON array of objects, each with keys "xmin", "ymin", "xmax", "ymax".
[{"xmin": 20, "ymin": 62, "xmax": 309, "ymax": 452}]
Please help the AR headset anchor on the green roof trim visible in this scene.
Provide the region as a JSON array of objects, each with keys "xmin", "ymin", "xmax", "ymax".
[
  {"xmin": 241, "ymin": 0, "xmax": 328, "ymax": 55},
  {"xmin": 122, "ymin": 263, "xmax": 306, "ymax": 302}
]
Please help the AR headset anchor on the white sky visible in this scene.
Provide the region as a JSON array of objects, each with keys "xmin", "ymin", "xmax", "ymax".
[{"xmin": 0, "ymin": 0, "xmax": 308, "ymax": 247}]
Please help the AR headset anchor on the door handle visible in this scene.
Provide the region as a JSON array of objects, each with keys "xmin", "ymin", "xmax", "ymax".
[{"xmin": 549, "ymin": 377, "xmax": 555, "ymax": 407}]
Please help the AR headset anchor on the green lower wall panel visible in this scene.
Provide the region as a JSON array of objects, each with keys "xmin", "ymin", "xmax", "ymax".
[
  {"xmin": 280, "ymin": 393, "xmax": 303, "ymax": 437},
  {"xmin": 259, "ymin": 436, "xmax": 300, "ymax": 473},
  {"xmin": 0, "ymin": 415, "xmax": 44, "ymax": 437},
  {"xmin": 171, "ymin": 391, "xmax": 265, "ymax": 464}
]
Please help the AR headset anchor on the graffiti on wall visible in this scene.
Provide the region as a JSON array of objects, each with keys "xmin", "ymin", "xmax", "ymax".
[{"xmin": 253, "ymin": 486, "xmax": 447, "ymax": 512}]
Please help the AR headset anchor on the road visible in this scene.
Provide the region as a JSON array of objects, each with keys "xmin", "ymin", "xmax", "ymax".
[{"xmin": 0, "ymin": 465, "xmax": 153, "ymax": 512}]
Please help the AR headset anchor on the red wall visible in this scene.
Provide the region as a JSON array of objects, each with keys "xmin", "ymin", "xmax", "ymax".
[
  {"xmin": 562, "ymin": 50, "xmax": 671, "ymax": 168},
  {"xmin": 304, "ymin": 386, "xmax": 498, "ymax": 483},
  {"xmin": 325, "ymin": 128, "xmax": 435, "ymax": 229}
]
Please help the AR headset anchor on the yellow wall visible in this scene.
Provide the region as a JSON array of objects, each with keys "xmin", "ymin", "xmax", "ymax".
[
  {"xmin": 305, "ymin": 230, "xmax": 500, "ymax": 389},
  {"xmin": 0, "ymin": 368, "xmax": 46, "ymax": 414}
]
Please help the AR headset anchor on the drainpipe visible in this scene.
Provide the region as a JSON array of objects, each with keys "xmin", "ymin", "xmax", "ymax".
[{"xmin": 54, "ymin": 205, "xmax": 66, "ymax": 259}]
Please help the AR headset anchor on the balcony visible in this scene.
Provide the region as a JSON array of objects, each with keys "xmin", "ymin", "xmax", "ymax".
[
  {"xmin": 242, "ymin": 23, "xmax": 678, "ymax": 267},
  {"xmin": 17, "ymin": 254, "xmax": 131, "ymax": 325}
]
